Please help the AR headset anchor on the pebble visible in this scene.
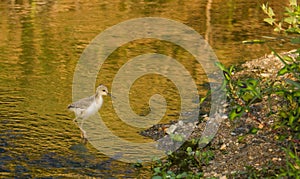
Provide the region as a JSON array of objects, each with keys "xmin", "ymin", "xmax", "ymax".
[
  {"xmin": 260, "ymin": 73, "xmax": 270, "ymax": 77},
  {"xmin": 272, "ymin": 158, "xmax": 282, "ymax": 161},
  {"xmin": 230, "ymin": 132, "xmax": 237, "ymax": 136},
  {"xmin": 178, "ymin": 120, "xmax": 183, "ymax": 126},
  {"xmin": 221, "ymin": 115, "xmax": 228, "ymax": 119},
  {"xmin": 165, "ymin": 120, "xmax": 197, "ymax": 135},
  {"xmin": 258, "ymin": 123, "xmax": 264, "ymax": 129},
  {"xmin": 165, "ymin": 125, "xmax": 177, "ymax": 135},
  {"xmin": 220, "ymin": 144, "xmax": 227, "ymax": 150}
]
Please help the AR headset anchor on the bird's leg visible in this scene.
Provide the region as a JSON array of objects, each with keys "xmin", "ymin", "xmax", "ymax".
[
  {"xmin": 80, "ymin": 127, "xmax": 87, "ymax": 142},
  {"xmin": 73, "ymin": 117, "xmax": 78, "ymax": 124},
  {"xmin": 79, "ymin": 119, "xmax": 88, "ymax": 142},
  {"xmin": 72, "ymin": 117, "xmax": 88, "ymax": 143},
  {"xmin": 79, "ymin": 118, "xmax": 84, "ymax": 128},
  {"xmin": 79, "ymin": 126, "xmax": 87, "ymax": 144},
  {"xmin": 81, "ymin": 137, "xmax": 88, "ymax": 144}
]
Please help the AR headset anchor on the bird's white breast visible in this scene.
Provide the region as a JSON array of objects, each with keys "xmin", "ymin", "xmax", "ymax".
[{"xmin": 83, "ymin": 96, "xmax": 103, "ymax": 119}]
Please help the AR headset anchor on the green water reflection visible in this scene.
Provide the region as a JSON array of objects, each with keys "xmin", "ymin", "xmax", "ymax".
[{"xmin": 0, "ymin": 0, "xmax": 296, "ymax": 178}]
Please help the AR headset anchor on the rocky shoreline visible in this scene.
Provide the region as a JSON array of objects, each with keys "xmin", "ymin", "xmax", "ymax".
[{"xmin": 141, "ymin": 50, "xmax": 298, "ymax": 177}]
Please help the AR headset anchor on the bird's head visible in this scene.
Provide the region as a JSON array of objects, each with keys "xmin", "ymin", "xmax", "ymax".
[{"xmin": 96, "ymin": 84, "xmax": 110, "ymax": 96}]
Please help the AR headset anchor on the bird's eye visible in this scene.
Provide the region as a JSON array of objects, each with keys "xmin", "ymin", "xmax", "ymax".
[{"xmin": 102, "ymin": 90, "xmax": 106, "ymax": 92}]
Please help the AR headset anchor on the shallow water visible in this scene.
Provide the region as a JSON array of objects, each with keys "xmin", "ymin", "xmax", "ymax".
[{"xmin": 0, "ymin": 0, "xmax": 297, "ymax": 178}]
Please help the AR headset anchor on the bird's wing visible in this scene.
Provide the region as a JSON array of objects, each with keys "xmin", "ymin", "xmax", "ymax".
[{"xmin": 68, "ymin": 95, "xmax": 95, "ymax": 109}]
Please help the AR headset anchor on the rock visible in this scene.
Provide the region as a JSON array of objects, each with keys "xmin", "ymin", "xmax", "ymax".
[{"xmin": 220, "ymin": 144, "xmax": 227, "ymax": 150}]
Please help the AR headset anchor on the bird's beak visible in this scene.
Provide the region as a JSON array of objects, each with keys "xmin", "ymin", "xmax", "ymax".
[{"xmin": 108, "ymin": 93, "xmax": 115, "ymax": 98}]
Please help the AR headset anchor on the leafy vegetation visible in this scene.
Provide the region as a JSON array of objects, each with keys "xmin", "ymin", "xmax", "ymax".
[
  {"xmin": 262, "ymin": 0, "xmax": 300, "ymax": 34},
  {"xmin": 216, "ymin": 48, "xmax": 300, "ymax": 178},
  {"xmin": 151, "ymin": 142, "xmax": 213, "ymax": 179},
  {"xmin": 151, "ymin": 0, "xmax": 300, "ymax": 178}
]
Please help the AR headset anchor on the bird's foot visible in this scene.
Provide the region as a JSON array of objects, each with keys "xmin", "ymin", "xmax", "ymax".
[
  {"xmin": 80, "ymin": 128, "xmax": 88, "ymax": 144},
  {"xmin": 81, "ymin": 137, "xmax": 88, "ymax": 144}
]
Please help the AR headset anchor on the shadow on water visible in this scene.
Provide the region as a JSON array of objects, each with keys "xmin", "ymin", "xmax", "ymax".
[
  {"xmin": 0, "ymin": 0, "xmax": 296, "ymax": 178},
  {"xmin": 0, "ymin": 134, "xmax": 141, "ymax": 178}
]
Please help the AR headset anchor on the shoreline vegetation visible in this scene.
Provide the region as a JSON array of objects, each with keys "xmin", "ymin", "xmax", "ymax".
[
  {"xmin": 142, "ymin": 49, "xmax": 299, "ymax": 178},
  {"xmin": 148, "ymin": 1, "xmax": 299, "ymax": 178}
]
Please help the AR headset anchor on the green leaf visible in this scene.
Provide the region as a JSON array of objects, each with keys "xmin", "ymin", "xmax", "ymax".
[
  {"xmin": 286, "ymin": 79, "xmax": 300, "ymax": 88},
  {"xmin": 249, "ymin": 127, "xmax": 259, "ymax": 134},
  {"xmin": 215, "ymin": 62, "xmax": 227, "ymax": 71},
  {"xmin": 283, "ymin": 55, "xmax": 294, "ymax": 62},
  {"xmin": 247, "ymin": 78, "xmax": 259, "ymax": 87},
  {"xmin": 178, "ymin": 172, "xmax": 188, "ymax": 178},
  {"xmin": 220, "ymin": 80, "xmax": 228, "ymax": 91},
  {"xmin": 274, "ymin": 27, "xmax": 282, "ymax": 32},
  {"xmin": 264, "ymin": 17, "xmax": 275, "ymax": 25},
  {"xmin": 237, "ymin": 79, "xmax": 260, "ymax": 97},
  {"xmin": 153, "ymin": 167, "xmax": 161, "ymax": 174},
  {"xmin": 241, "ymin": 92, "xmax": 255, "ymax": 102},
  {"xmin": 290, "ymin": 63, "xmax": 299, "ymax": 70},
  {"xmin": 223, "ymin": 71, "xmax": 231, "ymax": 81},
  {"xmin": 293, "ymin": 91, "xmax": 300, "ymax": 96},
  {"xmin": 284, "ymin": 6, "xmax": 293, "ymax": 14},
  {"xmin": 278, "ymin": 65, "xmax": 290, "ymax": 75},
  {"xmin": 284, "ymin": 16, "xmax": 296, "ymax": 25},
  {"xmin": 152, "ymin": 176, "xmax": 162, "ymax": 179},
  {"xmin": 238, "ymin": 135, "xmax": 246, "ymax": 142},
  {"xmin": 268, "ymin": 6, "xmax": 275, "ymax": 17},
  {"xmin": 289, "ymin": 113, "xmax": 296, "ymax": 125},
  {"xmin": 199, "ymin": 96, "xmax": 207, "ymax": 105},
  {"xmin": 170, "ymin": 134, "xmax": 184, "ymax": 142},
  {"xmin": 195, "ymin": 150, "xmax": 200, "ymax": 157},
  {"xmin": 237, "ymin": 81, "xmax": 247, "ymax": 88},
  {"xmin": 261, "ymin": 4, "xmax": 267, "ymax": 11},
  {"xmin": 280, "ymin": 111, "xmax": 288, "ymax": 118},
  {"xmin": 186, "ymin": 147, "xmax": 192, "ymax": 154},
  {"xmin": 270, "ymin": 47, "xmax": 288, "ymax": 65},
  {"xmin": 291, "ymin": 37, "xmax": 300, "ymax": 44},
  {"xmin": 229, "ymin": 106, "xmax": 244, "ymax": 120},
  {"xmin": 242, "ymin": 39, "xmax": 266, "ymax": 44},
  {"xmin": 273, "ymin": 85, "xmax": 285, "ymax": 93},
  {"xmin": 229, "ymin": 65, "xmax": 235, "ymax": 74}
]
